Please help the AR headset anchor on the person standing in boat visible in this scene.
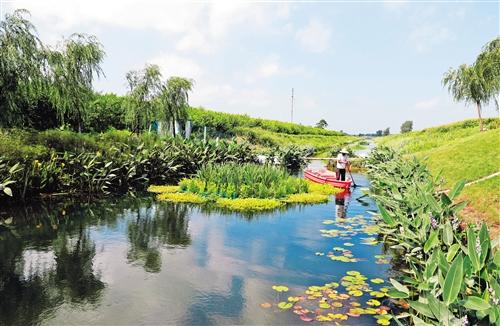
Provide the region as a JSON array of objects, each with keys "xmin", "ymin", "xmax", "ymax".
[{"xmin": 336, "ymin": 148, "xmax": 350, "ymax": 181}]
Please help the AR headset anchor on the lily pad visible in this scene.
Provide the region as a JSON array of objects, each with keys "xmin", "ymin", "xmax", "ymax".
[
  {"xmin": 278, "ymin": 301, "xmax": 293, "ymax": 309},
  {"xmin": 272, "ymin": 285, "xmax": 289, "ymax": 292}
]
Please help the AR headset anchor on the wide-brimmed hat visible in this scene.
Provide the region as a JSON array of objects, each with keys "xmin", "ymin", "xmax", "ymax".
[{"xmin": 340, "ymin": 148, "xmax": 349, "ymax": 154}]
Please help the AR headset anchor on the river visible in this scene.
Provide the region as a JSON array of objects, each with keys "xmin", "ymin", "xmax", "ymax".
[{"xmin": 0, "ymin": 172, "xmax": 393, "ymax": 325}]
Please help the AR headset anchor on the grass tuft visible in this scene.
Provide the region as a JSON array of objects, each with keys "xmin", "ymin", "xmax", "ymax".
[
  {"xmin": 147, "ymin": 185, "xmax": 179, "ymax": 193},
  {"xmin": 156, "ymin": 192, "xmax": 208, "ymax": 204}
]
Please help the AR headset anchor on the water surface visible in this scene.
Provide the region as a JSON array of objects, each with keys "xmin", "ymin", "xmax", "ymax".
[{"xmin": 0, "ymin": 173, "xmax": 391, "ymax": 325}]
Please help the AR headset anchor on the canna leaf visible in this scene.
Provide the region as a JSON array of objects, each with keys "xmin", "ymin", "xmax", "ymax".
[
  {"xmin": 390, "ymin": 278, "xmax": 409, "ymax": 295},
  {"xmin": 446, "ymin": 244, "xmax": 460, "ymax": 263},
  {"xmin": 463, "ymin": 296, "xmax": 491, "ymax": 311},
  {"xmin": 448, "ymin": 180, "xmax": 465, "ymax": 199},
  {"xmin": 442, "ymin": 222, "xmax": 453, "ymax": 246},
  {"xmin": 442, "ymin": 254, "xmax": 463, "ymax": 305},
  {"xmin": 377, "ymin": 204, "xmax": 396, "ymax": 227},
  {"xmin": 467, "ymin": 227, "xmax": 481, "ymax": 273},
  {"xmin": 424, "ymin": 230, "xmax": 439, "ymax": 253},
  {"xmin": 410, "ymin": 301, "xmax": 435, "ymax": 319}
]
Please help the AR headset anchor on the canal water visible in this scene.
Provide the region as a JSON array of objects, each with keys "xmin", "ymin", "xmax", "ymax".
[{"xmin": 0, "ymin": 173, "xmax": 393, "ymax": 326}]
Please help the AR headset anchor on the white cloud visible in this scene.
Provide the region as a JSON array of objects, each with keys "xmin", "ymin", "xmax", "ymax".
[
  {"xmin": 244, "ymin": 55, "xmax": 308, "ymax": 84},
  {"xmin": 295, "ymin": 19, "xmax": 332, "ymax": 53},
  {"xmin": 5, "ymin": 1, "xmax": 290, "ymax": 53},
  {"xmin": 149, "ymin": 54, "xmax": 203, "ymax": 81},
  {"xmin": 410, "ymin": 24, "xmax": 452, "ymax": 53},
  {"xmin": 414, "ymin": 96, "xmax": 441, "ymax": 110}
]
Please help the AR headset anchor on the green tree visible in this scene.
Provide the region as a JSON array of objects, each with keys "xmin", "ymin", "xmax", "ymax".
[
  {"xmin": 125, "ymin": 64, "xmax": 163, "ymax": 133},
  {"xmin": 400, "ymin": 120, "xmax": 413, "ymax": 133},
  {"xmin": 383, "ymin": 127, "xmax": 390, "ymax": 136},
  {"xmin": 315, "ymin": 119, "xmax": 328, "ymax": 129},
  {"xmin": 47, "ymin": 33, "xmax": 105, "ymax": 132},
  {"xmin": 160, "ymin": 77, "xmax": 194, "ymax": 137},
  {"xmin": 375, "ymin": 130, "xmax": 383, "ymax": 136},
  {"xmin": 475, "ymin": 37, "xmax": 500, "ymax": 113},
  {"xmin": 0, "ymin": 9, "xmax": 46, "ymax": 127}
]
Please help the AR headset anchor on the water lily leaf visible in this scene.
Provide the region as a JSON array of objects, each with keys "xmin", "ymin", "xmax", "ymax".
[
  {"xmin": 315, "ymin": 252, "xmax": 325, "ymax": 256},
  {"xmin": 349, "ymin": 290, "xmax": 363, "ymax": 297},
  {"xmin": 367, "ymin": 299, "xmax": 381, "ymax": 306},
  {"xmin": 272, "ymin": 285, "xmax": 289, "ymax": 292},
  {"xmin": 319, "ymin": 302, "xmax": 331, "ymax": 309},
  {"xmin": 260, "ymin": 302, "xmax": 272, "ymax": 309},
  {"xmin": 346, "ymin": 271, "xmax": 361, "ymax": 276},
  {"xmin": 332, "ymin": 302, "xmax": 343, "ymax": 308},
  {"xmin": 371, "ymin": 278, "xmax": 384, "ymax": 284},
  {"xmin": 278, "ymin": 302, "xmax": 293, "ymax": 309},
  {"xmin": 288, "ymin": 296, "xmax": 300, "ymax": 302},
  {"xmin": 376, "ymin": 319, "xmax": 390, "ymax": 325},
  {"xmin": 323, "ymin": 220, "xmax": 335, "ymax": 224},
  {"xmin": 343, "ymin": 242, "xmax": 354, "ymax": 247}
]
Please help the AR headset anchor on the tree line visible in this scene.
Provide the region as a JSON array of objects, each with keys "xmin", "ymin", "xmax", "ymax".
[{"xmin": 0, "ymin": 9, "xmax": 193, "ymax": 133}]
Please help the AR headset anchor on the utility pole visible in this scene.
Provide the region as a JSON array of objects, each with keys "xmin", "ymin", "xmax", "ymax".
[{"xmin": 291, "ymin": 88, "xmax": 294, "ymax": 123}]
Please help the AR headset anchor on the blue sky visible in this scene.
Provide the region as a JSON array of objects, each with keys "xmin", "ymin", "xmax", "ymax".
[{"xmin": 3, "ymin": 0, "xmax": 499, "ymax": 133}]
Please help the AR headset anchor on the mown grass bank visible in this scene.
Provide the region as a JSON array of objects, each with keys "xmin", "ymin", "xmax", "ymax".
[
  {"xmin": 377, "ymin": 118, "xmax": 499, "ymax": 232},
  {"xmin": 188, "ymin": 107, "xmax": 357, "ymax": 154},
  {"xmin": 366, "ymin": 147, "xmax": 499, "ymax": 326}
]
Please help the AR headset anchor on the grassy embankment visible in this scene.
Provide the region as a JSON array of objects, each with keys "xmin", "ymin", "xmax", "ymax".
[
  {"xmin": 377, "ymin": 118, "xmax": 499, "ymax": 231},
  {"xmin": 188, "ymin": 107, "xmax": 357, "ymax": 155}
]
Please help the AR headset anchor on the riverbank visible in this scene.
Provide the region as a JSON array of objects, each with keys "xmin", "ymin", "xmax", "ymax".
[
  {"xmin": 377, "ymin": 118, "xmax": 499, "ymax": 234},
  {"xmin": 366, "ymin": 147, "xmax": 499, "ymax": 326}
]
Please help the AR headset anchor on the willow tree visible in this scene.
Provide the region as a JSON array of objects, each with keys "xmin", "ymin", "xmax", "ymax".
[
  {"xmin": 125, "ymin": 64, "xmax": 163, "ymax": 133},
  {"xmin": 47, "ymin": 33, "xmax": 105, "ymax": 132},
  {"xmin": 443, "ymin": 64, "xmax": 488, "ymax": 131},
  {"xmin": 0, "ymin": 9, "xmax": 46, "ymax": 127},
  {"xmin": 476, "ymin": 37, "xmax": 500, "ymax": 113},
  {"xmin": 160, "ymin": 77, "xmax": 194, "ymax": 137}
]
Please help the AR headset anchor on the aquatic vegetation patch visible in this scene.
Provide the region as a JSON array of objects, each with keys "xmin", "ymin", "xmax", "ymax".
[
  {"xmin": 261, "ymin": 271, "xmax": 392, "ymax": 324},
  {"xmin": 156, "ymin": 192, "xmax": 208, "ymax": 204},
  {"xmin": 283, "ymin": 193, "xmax": 329, "ymax": 204},
  {"xmin": 147, "ymin": 185, "xmax": 179, "ymax": 193},
  {"xmin": 306, "ymin": 181, "xmax": 342, "ymax": 195},
  {"xmin": 215, "ymin": 198, "xmax": 283, "ymax": 211}
]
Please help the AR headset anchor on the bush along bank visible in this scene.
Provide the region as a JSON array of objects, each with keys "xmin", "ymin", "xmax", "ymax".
[
  {"xmin": 149, "ymin": 163, "xmax": 341, "ymax": 212},
  {"xmin": 0, "ymin": 129, "xmax": 257, "ymax": 202},
  {"xmin": 365, "ymin": 147, "xmax": 499, "ymax": 326}
]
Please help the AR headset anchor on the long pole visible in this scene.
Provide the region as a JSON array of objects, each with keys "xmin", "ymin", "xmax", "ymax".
[{"xmin": 291, "ymin": 88, "xmax": 294, "ymax": 123}]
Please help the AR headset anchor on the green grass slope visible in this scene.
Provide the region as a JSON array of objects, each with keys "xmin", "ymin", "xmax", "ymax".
[
  {"xmin": 377, "ymin": 118, "xmax": 500, "ymax": 232},
  {"xmin": 188, "ymin": 107, "xmax": 356, "ymax": 154}
]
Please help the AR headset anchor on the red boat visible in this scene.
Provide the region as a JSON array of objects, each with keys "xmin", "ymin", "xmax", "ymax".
[{"xmin": 304, "ymin": 168, "xmax": 352, "ymax": 190}]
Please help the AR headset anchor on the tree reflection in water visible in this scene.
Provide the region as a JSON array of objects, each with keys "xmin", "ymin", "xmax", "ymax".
[
  {"xmin": 0, "ymin": 196, "xmax": 193, "ymax": 325},
  {"xmin": 126, "ymin": 202, "xmax": 191, "ymax": 273}
]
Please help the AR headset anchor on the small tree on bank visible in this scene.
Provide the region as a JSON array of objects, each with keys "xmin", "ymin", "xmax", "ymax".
[
  {"xmin": 125, "ymin": 64, "xmax": 163, "ymax": 133},
  {"xmin": 315, "ymin": 119, "xmax": 328, "ymax": 129},
  {"xmin": 160, "ymin": 77, "xmax": 194, "ymax": 137},
  {"xmin": 383, "ymin": 127, "xmax": 390, "ymax": 136},
  {"xmin": 47, "ymin": 33, "xmax": 105, "ymax": 132},
  {"xmin": 400, "ymin": 120, "xmax": 413, "ymax": 133},
  {"xmin": 0, "ymin": 9, "xmax": 46, "ymax": 127},
  {"xmin": 443, "ymin": 37, "xmax": 499, "ymax": 131}
]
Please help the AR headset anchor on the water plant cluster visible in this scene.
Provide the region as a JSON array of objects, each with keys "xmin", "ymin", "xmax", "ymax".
[
  {"xmin": 365, "ymin": 147, "xmax": 499, "ymax": 325},
  {"xmin": 0, "ymin": 129, "xmax": 256, "ymax": 201},
  {"xmin": 150, "ymin": 163, "xmax": 341, "ymax": 211},
  {"xmin": 261, "ymin": 271, "xmax": 394, "ymax": 325},
  {"xmin": 183, "ymin": 163, "xmax": 308, "ymax": 199}
]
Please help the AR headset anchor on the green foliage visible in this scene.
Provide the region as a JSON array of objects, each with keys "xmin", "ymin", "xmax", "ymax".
[
  {"xmin": 86, "ymin": 93, "xmax": 127, "ymax": 132},
  {"xmin": 0, "ymin": 9, "xmax": 46, "ymax": 127},
  {"xmin": 188, "ymin": 107, "xmax": 343, "ymax": 136},
  {"xmin": 315, "ymin": 119, "xmax": 328, "ymax": 129},
  {"xmin": 0, "ymin": 129, "xmax": 257, "ymax": 201},
  {"xmin": 184, "ymin": 163, "xmax": 308, "ymax": 199},
  {"xmin": 47, "ymin": 33, "xmax": 105, "ymax": 131},
  {"xmin": 400, "ymin": 120, "xmax": 413, "ymax": 133},
  {"xmin": 366, "ymin": 147, "xmax": 499, "ymax": 325},
  {"xmin": 160, "ymin": 77, "xmax": 193, "ymax": 136},
  {"xmin": 125, "ymin": 64, "xmax": 163, "ymax": 133}
]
